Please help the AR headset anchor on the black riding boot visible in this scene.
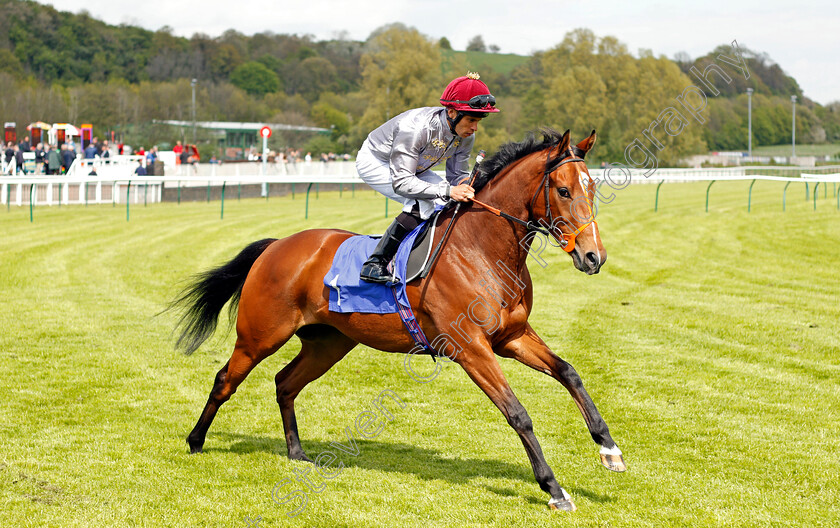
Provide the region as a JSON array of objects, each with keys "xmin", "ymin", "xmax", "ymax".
[{"xmin": 360, "ymin": 219, "xmax": 411, "ymax": 284}]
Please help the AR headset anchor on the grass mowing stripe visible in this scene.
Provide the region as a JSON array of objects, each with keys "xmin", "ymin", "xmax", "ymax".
[{"xmin": 1, "ymin": 183, "xmax": 838, "ymax": 527}]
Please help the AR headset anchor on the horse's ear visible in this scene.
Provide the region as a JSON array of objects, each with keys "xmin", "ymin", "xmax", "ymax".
[
  {"xmin": 576, "ymin": 129, "xmax": 597, "ymax": 155},
  {"xmin": 558, "ymin": 129, "xmax": 571, "ymax": 152}
]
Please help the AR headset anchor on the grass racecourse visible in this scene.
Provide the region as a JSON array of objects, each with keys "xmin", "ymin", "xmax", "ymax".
[{"xmin": 1, "ymin": 178, "xmax": 839, "ymax": 527}]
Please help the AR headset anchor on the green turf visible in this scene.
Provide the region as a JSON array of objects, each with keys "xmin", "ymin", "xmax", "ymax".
[
  {"xmin": 749, "ymin": 143, "xmax": 840, "ymax": 158},
  {"xmin": 1, "ymin": 181, "xmax": 838, "ymax": 527}
]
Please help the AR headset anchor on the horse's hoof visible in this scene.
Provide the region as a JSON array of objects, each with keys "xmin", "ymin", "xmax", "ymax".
[
  {"xmin": 600, "ymin": 453, "xmax": 626, "ymax": 472},
  {"xmin": 548, "ymin": 497, "xmax": 577, "ymax": 512},
  {"xmin": 188, "ymin": 439, "xmax": 204, "ymax": 454},
  {"xmin": 288, "ymin": 452, "xmax": 314, "ymax": 464}
]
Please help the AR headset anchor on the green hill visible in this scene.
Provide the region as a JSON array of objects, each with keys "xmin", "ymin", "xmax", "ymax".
[{"xmin": 442, "ymin": 49, "xmax": 530, "ymax": 75}]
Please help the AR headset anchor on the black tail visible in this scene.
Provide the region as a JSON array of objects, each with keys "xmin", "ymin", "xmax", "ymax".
[{"xmin": 170, "ymin": 238, "xmax": 277, "ymax": 355}]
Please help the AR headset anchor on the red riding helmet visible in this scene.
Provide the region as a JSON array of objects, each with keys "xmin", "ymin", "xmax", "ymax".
[{"xmin": 440, "ymin": 73, "xmax": 500, "ymax": 113}]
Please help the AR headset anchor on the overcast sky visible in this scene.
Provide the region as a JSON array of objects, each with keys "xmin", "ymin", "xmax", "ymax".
[{"xmin": 39, "ymin": 0, "xmax": 839, "ymax": 105}]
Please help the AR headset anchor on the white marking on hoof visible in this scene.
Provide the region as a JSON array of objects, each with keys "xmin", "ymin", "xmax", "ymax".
[
  {"xmin": 599, "ymin": 445, "xmax": 627, "ymax": 472},
  {"xmin": 599, "ymin": 444, "xmax": 622, "ymax": 456},
  {"xmin": 548, "ymin": 490, "xmax": 576, "ymax": 512}
]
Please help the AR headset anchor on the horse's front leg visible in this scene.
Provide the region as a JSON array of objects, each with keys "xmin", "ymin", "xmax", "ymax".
[
  {"xmin": 496, "ymin": 324, "xmax": 626, "ymax": 473},
  {"xmin": 456, "ymin": 346, "xmax": 577, "ymax": 511}
]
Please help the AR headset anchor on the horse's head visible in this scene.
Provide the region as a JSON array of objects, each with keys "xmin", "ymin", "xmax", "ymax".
[
  {"xmin": 472, "ymin": 128, "xmax": 606, "ymax": 274},
  {"xmin": 534, "ymin": 129, "xmax": 606, "ymax": 275}
]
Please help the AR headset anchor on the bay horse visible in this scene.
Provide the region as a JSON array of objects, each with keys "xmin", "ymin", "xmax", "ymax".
[{"xmin": 172, "ymin": 129, "xmax": 625, "ymax": 512}]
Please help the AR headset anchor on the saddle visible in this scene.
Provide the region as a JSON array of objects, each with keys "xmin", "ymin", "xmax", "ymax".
[
  {"xmin": 323, "ymin": 207, "xmax": 447, "ymax": 315},
  {"xmin": 403, "ymin": 207, "xmax": 445, "ymax": 282}
]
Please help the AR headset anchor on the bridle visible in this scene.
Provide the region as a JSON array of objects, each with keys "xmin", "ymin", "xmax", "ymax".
[
  {"xmin": 470, "ymin": 146, "xmax": 596, "ymax": 253},
  {"xmin": 530, "ymin": 148, "xmax": 595, "ymax": 253}
]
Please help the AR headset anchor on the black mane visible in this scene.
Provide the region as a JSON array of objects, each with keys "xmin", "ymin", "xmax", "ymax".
[{"xmin": 472, "ymin": 128, "xmax": 585, "ymax": 193}]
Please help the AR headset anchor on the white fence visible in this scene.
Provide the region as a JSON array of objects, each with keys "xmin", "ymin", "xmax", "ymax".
[
  {"xmin": 2, "ymin": 160, "xmax": 839, "ymax": 212},
  {"xmin": 586, "ymin": 165, "xmax": 840, "ymax": 184}
]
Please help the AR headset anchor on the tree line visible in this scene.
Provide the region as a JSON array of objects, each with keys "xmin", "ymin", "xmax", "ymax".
[{"xmin": 1, "ymin": 0, "xmax": 838, "ymax": 162}]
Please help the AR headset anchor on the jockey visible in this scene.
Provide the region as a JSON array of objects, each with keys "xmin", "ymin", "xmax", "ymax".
[{"xmin": 356, "ymin": 72, "xmax": 499, "ymax": 284}]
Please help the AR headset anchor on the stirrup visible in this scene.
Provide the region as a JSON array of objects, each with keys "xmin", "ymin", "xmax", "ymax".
[{"xmin": 360, "ymin": 258, "xmax": 399, "ymax": 284}]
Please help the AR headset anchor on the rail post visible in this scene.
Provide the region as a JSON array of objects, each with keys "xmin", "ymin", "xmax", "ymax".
[
  {"xmin": 813, "ymin": 182, "xmax": 820, "ymax": 211},
  {"xmin": 29, "ymin": 183, "xmax": 35, "ymax": 223},
  {"xmin": 782, "ymin": 181, "xmax": 792, "ymax": 211},
  {"xmin": 654, "ymin": 180, "xmax": 664, "ymax": 212},
  {"xmin": 126, "ymin": 181, "xmax": 131, "ymax": 221},
  {"xmin": 748, "ymin": 179, "xmax": 756, "ymax": 212},
  {"xmin": 221, "ymin": 181, "xmax": 226, "ymax": 220},
  {"xmin": 305, "ymin": 183, "xmax": 314, "ymax": 219},
  {"xmin": 705, "ymin": 180, "xmax": 715, "ymax": 212}
]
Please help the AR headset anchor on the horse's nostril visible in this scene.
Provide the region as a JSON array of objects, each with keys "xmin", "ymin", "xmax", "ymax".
[{"xmin": 585, "ymin": 251, "xmax": 599, "ymax": 267}]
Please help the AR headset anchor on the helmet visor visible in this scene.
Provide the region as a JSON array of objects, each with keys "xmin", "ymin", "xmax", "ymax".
[{"xmin": 441, "ymin": 94, "xmax": 496, "ymax": 110}]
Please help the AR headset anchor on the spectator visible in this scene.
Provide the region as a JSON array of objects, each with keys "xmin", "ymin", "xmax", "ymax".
[
  {"xmin": 134, "ymin": 160, "xmax": 147, "ymax": 176},
  {"xmin": 179, "ymin": 146, "xmax": 190, "ymax": 167},
  {"xmin": 186, "ymin": 145, "xmax": 199, "ymax": 175},
  {"xmin": 14, "ymin": 144, "xmax": 25, "ymax": 174},
  {"xmin": 19, "ymin": 135, "xmax": 31, "ymax": 153},
  {"xmin": 101, "ymin": 141, "xmax": 111, "ymax": 162},
  {"xmin": 4, "ymin": 142, "xmax": 13, "ymax": 166},
  {"xmin": 61, "ymin": 144, "xmax": 76, "ymax": 174},
  {"xmin": 145, "ymin": 146, "xmax": 157, "ymax": 176},
  {"xmin": 34, "ymin": 142, "xmax": 45, "ymax": 173},
  {"xmin": 173, "ymin": 140, "xmax": 183, "ymax": 173},
  {"xmin": 84, "ymin": 141, "xmax": 97, "ymax": 159},
  {"xmin": 46, "ymin": 144, "xmax": 61, "ymax": 175}
]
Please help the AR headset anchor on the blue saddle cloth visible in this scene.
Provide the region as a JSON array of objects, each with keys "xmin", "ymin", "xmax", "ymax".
[{"xmin": 324, "ymin": 222, "xmax": 426, "ymax": 314}]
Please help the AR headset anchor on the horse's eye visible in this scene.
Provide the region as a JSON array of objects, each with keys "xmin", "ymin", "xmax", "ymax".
[{"xmin": 557, "ymin": 187, "xmax": 571, "ymax": 199}]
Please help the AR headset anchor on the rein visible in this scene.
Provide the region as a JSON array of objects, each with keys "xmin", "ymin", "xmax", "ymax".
[
  {"xmin": 471, "ymin": 147, "xmax": 594, "ymax": 253},
  {"xmin": 421, "ymin": 143, "xmax": 596, "ymax": 281},
  {"xmin": 420, "ymin": 150, "xmax": 485, "ymax": 279},
  {"xmin": 469, "ymin": 197, "xmax": 550, "ymax": 236}
]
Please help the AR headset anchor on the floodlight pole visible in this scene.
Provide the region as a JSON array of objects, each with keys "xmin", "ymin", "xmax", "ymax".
[
  {"xmin": 791, "ymin": 95, "xmax": 797, "ymax": 159},
  {"xmin": 746, "ymin": 88, "xmax": 753, "ymax": 158},
  {"xmin": 191, "ymin": 78, "xmax": 197, "ymax": 145}
]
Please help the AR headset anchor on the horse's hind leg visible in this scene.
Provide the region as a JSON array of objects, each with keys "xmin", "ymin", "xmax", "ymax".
[
  {"xmin": 275, "ymin": 325, "xmax": 357, "ymax": 462},
  {"xmin": 187, "ymin": 331, "xmax": 292, "ymax": 453},
  {"xmin": 496, "ymin": 324, "xmax": 626, "ymax": 472}
]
